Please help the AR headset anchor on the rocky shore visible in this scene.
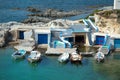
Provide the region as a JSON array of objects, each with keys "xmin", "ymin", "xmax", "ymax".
[
  {"xmin": 22, "ymin": 7, "xmax": 82, "ymax": 23},
  {"xmin": 0, "ymin": 22, "xmax": 30, "ymax": 47},
  {"xmin": 0, "ymin": 22, "xmax": 19, "ymax": 47}
]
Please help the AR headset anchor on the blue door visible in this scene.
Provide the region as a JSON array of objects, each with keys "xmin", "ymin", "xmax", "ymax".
[
  {"xmin": 38, "ymin": 34, "xmax": 48, "ymax": 44},
  {"xmin": 96, "ymin": 36, "xmax": 105, "ymax": 45},
  {"xmin": 19, "ymin": 31, "xmax": 24, "ymax": 39},
  {"xmin": 114, "ymin": 39, "xmax": 120, "ymax": 49}
]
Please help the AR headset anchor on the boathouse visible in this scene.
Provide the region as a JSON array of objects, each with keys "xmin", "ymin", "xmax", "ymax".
[
  {"xmin": 17, "ymin": 28, "xmax": 34, "ymax": 40},
  {"xmin": 17, "ymin": 29, "xmax": 26, "ymax": 39},
  {"xmin": 111, "ymin": 34, "xmax": 120, "ymax": 51},
  {"xmin": 12, "ymin": 25, "xmax": 36, "ymax": 52},
  {"xmin": 47, "ymin": 19, "xmax": 73, "ymax": 48},
  {"xmin": 48, "ymin": 19, "xmax": 93, "ymax": 47},
  {"xmin": 34, "ymin": 28, "xmax": 51, "ymax": 47},
  {"xmin": 71, "ymin": 24, "xmax": 91, "ymax": 46},
  {"xmin": 93, "ymin": 33, "xmax": 107, "ymax": 45},
  {"xmin": 14, "ymin": 25, "xmax": 34, "ymax": 40}
]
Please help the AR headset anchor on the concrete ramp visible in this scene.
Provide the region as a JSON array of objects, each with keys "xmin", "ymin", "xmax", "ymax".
[
  {"xmin": 45, "ymin": 48, "xmax": 76, "ymax": 55},
  {"xmin": 14, "ymin": 45, "xmax": 35, "ymax": 52}
]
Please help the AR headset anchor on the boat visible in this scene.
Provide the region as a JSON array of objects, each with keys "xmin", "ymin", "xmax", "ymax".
[
  {"xmin": 12, "ymin": 49, "xmax": 26, "ymax": 59},
  {"xmin": 27, "ymin": 51, "xmax": 41, "ymax": 63},
  {"xmin": 95, "ymin": 51, "xmax": 105, "ymax": 63},
  {"xmin": 70, "ymin": 52, "xmax": 82, "ymax": 62},
  {"xmin": 58, "ymin": 52, "xmax": 69, "ymax": 63}
]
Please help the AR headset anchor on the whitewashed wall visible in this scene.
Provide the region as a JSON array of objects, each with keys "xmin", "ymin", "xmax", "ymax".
[
  {"xmin": 34, "ymin": 30, "xmax": 51, "ymax": 47},
  {"xmin": 114, "ymin": 0, "xmax": 120, "ymax": 9}
]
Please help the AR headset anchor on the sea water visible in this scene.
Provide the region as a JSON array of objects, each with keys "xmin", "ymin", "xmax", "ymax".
[
  {"xmin": 0, "ymin": 0, "xmax": 113, "ymax": 22},
  {"xmin": 0, "ymin": 46, "xmax": 120, "ymax": 80}
]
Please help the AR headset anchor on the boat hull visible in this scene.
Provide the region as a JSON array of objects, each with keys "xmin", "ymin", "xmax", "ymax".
[
  {"xmin": 27, "ymin": 51, "xmax": 41, "ymax": 63},
  {"xmin": 58, "ymin": 58, "xmax": 69, "ymax": 63},
  {"xmin": 96, "ymin": 58, "xmax": 104, "ymax": 63},
  {"xmin": 70, "ymin": 59, "xmax": 81, "ymax": 62},
  {"xmin": 58, "ymin": 53, "xmax": 69, "ymax": 63},
  {"xmin": 12, "ymin": 54, "xmax": 25, "ymax": 59},
  {"xmin": 95, "ymin": 51, "xmax": 105, "ymax": 63},
  {"xmin": 12, "ymin": 50, "xmax": 26, "ymax": 60},
  {"xmin": 70, "ymin": 53, "xmax": 82, "ymax": 63},
  {"xmin": 27, "ymin": 57, "xmax": 41, "ymax": 63}
]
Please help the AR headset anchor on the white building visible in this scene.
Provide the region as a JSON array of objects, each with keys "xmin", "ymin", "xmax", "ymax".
[{"xmin": 114, "ymin": 0, "xmax": 120, "ymax": 9}]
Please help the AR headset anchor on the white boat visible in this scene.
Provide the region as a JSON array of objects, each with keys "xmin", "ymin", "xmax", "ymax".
[
  {"xmin": 95, "ymin": 51, "xmax": 105, "ymax": 63},
  {"xmin": 58, "ymin": 53, "xmax": 69, "ymax": 63},
  {"xmin": 70, "ymin": 52, "xmax": 82, "ymax": 62},
  {"xmin": 27, "ymin": 51, "xmax": 41, "ymax": 63},
  {"xmin": 12, "ymin": 49, "xmax": 26, "ymax": 59}
]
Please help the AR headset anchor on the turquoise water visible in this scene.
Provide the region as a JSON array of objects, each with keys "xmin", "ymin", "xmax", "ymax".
[{"xmin": 0, "ymin": 46, "xmax": 120, "ymax": 80}]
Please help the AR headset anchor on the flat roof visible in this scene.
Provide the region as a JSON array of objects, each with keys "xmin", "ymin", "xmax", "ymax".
[
  {"xmin": 93, "ymin": 32, "xmax": 110, "ymax": 36},
  {"xmin": 71, "ymin": 24, "xmax": 90, "ymax": 33},
  {"xmin": 111, "ymin": 34, "xmax": 120, "ymax": 38},
  {"xmin": 34, "ymin": 29, "xmax": 50, "ymax": 34}
]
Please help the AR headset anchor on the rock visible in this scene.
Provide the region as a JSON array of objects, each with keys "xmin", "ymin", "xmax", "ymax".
[
  {"xmin": 24, "ymin": 8, "xmax": 82, "ymax": 23},
  {"xmin": 0, "ymin": 30, "xmax": 8, "ymax": 47},
  {"xmin": 28, "ymin": 9, "xmax": 81, "ymax": 18},
  {"xmin": 8, "ymin": 30, "xmax": 18, "ymax": 41},
  {"xmin": 27, "ymin": 7, "xmax": 41, "ymax": 13},
  {"xmin": 94, "ymin": 9, "xmax": 120, "ymax": 34},
  {"xmin": 22, "ymin": 16, "xmax": 52, "ymax": 23},
  {"xmin": 0, "ymin": 21, "xmax": 21, "ymax": 29}
]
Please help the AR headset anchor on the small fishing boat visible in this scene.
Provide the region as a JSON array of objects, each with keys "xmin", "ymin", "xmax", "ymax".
[
  {"xmin": 70, "ymin": 52, "xmax": 82, "ymax": 62},
  {"xmin": 95, "ymin": 51, "xmax": 105, "ymax": 63},
  {"xmin": 27, "ymin": 51, "xmax": 41, "ymax": 63},
  {"xmin": 58, "ymin": 53, "xmax": 69, "ymax": 63},
  {"xmin": 12, "ymin": 49, "xmax": 26, "ymax": 59}
]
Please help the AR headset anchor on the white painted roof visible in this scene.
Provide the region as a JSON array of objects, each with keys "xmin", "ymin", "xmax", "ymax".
[
  {"xmin": 93, "ymin": 32, "xmax": 109, "ymax": 36},
  {"xmin": 111, "ymin": 34, "xmax": 120, "ymax": 38},
  {"xmin": 71, "ymin": 24, "xmax": 90, "ymax": 33},
  {"xmin": 34, "ymin": 29, "xmax": 50, "ymax": 34}
]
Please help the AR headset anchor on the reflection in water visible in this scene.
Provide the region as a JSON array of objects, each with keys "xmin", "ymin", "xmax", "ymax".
[
  {"xmin": 93, "ymin": 56, "xmax": 120, "ymax": 80},
  {"xmin": 82, "ymin": 57, "xmax": 90, "ymax": 65},
  {"xmin": 70, "ymin": 61, "xmax": 82, "ymax": 67},
  {"xmin": 28, "ymin": 62, "xmax": 39, "ymax": 68},
  {"xmin": 12, "ymin": 58, "xmax": 25, "ymax": 63},
  {"xmin": 113, "ymin": 52, "xmax": 120, "ymax": 60}
]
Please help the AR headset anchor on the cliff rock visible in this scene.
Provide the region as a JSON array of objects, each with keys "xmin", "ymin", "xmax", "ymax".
[
  {"xmin": 94, "ymin": 9, "xmax": 120, "ymax": 34},
  {"xmin": 0, "ymin": 30, "xmax": 8, "ymax": 47}
]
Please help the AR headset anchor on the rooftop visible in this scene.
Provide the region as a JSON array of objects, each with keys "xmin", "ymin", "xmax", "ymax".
[
  {"xmin": 34, "ymin": 28, "xmax": 50, "ymax": 33},
  {"xmin": 71, "ymin": 24, "xmax": 90, "ymax": 33}
]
